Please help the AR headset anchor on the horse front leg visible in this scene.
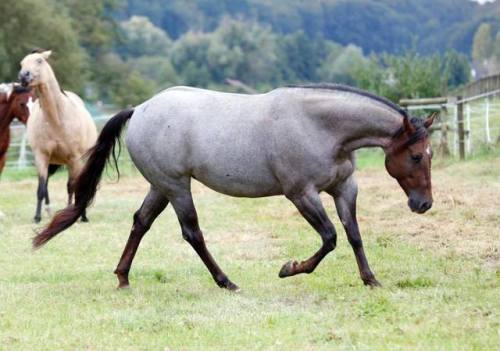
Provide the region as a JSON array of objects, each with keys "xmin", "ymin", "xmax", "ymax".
[
  {"xmin": 279, "ymin": 188, "xmax": 337, "ymax": 278},
  {"xmin": 34, "ymin": 168, "xmax": 49, "ymax": 223},
  {"xmin": 329, "ymin": 177, "xmax": 381, "ymax": 287}
]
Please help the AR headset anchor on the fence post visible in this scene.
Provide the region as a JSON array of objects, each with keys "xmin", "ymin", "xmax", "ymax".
[
  {"xmin": 485, "ymin": 97, "xmax": 491, "ymax": 144},
  {"xmin": 17, "ymin": 130, "xmax": 28, "ymax": 169},
  {"xmin": 456, "ymin": 96, "xmax": 465, "ymax": 160},
  {"xmin": 439, "ymin": 104, "xmax": 450, "ymax": 156},
  {"xmin": 466, "ymin": 103, "xmax": 471, "ymax": 154}
]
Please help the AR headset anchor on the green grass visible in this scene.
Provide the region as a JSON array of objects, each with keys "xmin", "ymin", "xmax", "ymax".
[{"xmin": 0, "ymin": 156, "xmax": 499, "ymax": 350}]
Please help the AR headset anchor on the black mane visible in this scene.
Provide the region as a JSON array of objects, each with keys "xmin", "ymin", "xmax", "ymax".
[
  {"xmin": 287, "ymin": 83, "xmax": 431, "ymax": 146},
  {"xmin": 393, "ymin": 117, "xmax": 429, "ymax": 147},
  {"xmin": 287, "ymin": 83, "xmax": 408, "ymax": 118}
]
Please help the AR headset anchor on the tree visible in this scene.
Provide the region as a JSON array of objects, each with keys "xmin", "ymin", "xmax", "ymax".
[
  {"xmin": 0, "ymin": 0, "xmax": 86, "ymax": 93},
  {"xmin": 441, "ymin": 50, "xmax": 470, "ymax": 90},
  {"xmin": 472, "ymin": 23, "xmax": 493, "ymax": 63},
  {"xmin": 318, "ymin": 44, "xmax": 367, "ymax": 86},
  {"xmin": 55, "ymin": 0, "xmax": 122, "ymax": 57},
  {"xmin": 119, "ymin": 16, "xmax": 172, "ymax": 58}
]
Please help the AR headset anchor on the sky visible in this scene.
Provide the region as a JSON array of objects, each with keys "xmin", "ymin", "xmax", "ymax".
[{"xmin": 472, "ymin": 0, "xmax": 496, "ymax": 4}]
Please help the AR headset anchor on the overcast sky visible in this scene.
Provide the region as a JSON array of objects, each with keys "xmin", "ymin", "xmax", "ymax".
[{"xmin": 472, "ymin": 0, "xmax": 496, "ymax": 4}]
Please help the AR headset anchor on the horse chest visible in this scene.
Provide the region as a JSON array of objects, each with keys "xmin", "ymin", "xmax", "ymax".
[{"xmin": 323, "ymin": 158, "xmax": 354, "ymax": 190}]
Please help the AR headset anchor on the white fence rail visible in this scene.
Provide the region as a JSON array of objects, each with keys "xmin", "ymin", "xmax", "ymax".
[
  {"xmin": 404, "ymin": 89, "xmax": 500, "ymax": 158},
  {"xmin": 5, "ymin": 113, "xmax": 117, "ymax": 170}
]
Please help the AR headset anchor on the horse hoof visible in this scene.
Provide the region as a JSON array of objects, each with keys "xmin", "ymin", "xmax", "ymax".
[
  {"xmin": 81, "ymin": 217, "xmax": 89, "ymax": 223},
  {"xmin": 117, "ymin": 283, "xmax": 130, "ymax": 290},
  {"xmin": 279, "ymin": 260, "xmax": 298, "ymax": 278},
  {"xmin": 364, "ymin": 278, "xmax": 382, "ymax": 288},
  {"xmin": 33, "ymin": 216, "xmax": 41, "ymax": 224},
  {"xmin": 225, "ymin": 281, "xmax": 241, "ymax": 292}
]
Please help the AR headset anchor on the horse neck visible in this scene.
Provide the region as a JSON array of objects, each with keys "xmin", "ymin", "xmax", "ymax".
[
  {"xmin": 0, "ymin": 102, "xmax": 15, "ymax": 136},
  {"xmin": 35, "ymin": 69, "xmax": 64, "ymax": 125},
  {"xmin": 300, "ymin": 90, "xmax": 402, "ymax": 152}
]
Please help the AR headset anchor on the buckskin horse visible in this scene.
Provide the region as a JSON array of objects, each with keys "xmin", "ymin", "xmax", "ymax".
[
  {"xmin": 33, "ymin": 84, "xmax": 435, "ymax": 290},
  {"xmin": 18, "ymin": 50, "xmax": 97, "ymax": 223}
]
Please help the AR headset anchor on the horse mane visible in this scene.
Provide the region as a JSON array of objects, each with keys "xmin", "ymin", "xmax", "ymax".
[
  {"xmin": 287, "ymin": 83, "xmax": 431, "ymax": 146},
  {"xmin": 287, "ymin": 83, "xmax": 408, "ymax": 118},
  {"xmin": 393, "ymin": 117, "xmax": 429, "ymax": 147}
]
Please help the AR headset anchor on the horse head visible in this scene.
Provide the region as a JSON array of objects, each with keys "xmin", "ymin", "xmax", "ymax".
[
  {"xmin": 384, "ymin": 113, "xmax": 436, "ymax": 214},
  {"xmin": 9, "ymin": 84, "xmax": 35, "ymax": 124},
  {"xmin": 18, "ymin": 49, "xmax": 53, "ymax": 88}
]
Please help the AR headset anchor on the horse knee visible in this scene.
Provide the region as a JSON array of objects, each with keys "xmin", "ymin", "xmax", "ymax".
[
  {"xmin": 132, "ymin": 211, "xmax": 150, "ymax": 233},
  {"xmin": 181, "ymin": 228, "xmax": 203, "ymax": 246},
  {"xmin": 323, "ymin": 232, "xmax": 337, "ymax": 252}
]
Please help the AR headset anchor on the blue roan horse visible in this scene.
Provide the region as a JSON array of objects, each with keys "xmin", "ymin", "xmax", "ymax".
[{"xmin": 34, "ymin": 84, "xmax": 435, "ymax": 290}]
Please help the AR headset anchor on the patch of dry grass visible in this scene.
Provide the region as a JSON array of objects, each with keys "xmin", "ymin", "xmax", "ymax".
[{"xmin": 0, "ymin": 154, "xmax": 498, "ymax": 350}]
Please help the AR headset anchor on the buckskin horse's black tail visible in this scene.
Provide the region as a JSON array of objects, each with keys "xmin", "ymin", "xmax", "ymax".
[{"xmin": 33, "ymin": 108, "xmax": 134, "ymax": 248}]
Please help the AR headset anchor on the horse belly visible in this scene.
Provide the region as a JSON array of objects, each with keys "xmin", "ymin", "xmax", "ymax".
[{"xmin": 192, "ymin": 163, "xmax": 282, "ymax": 197}]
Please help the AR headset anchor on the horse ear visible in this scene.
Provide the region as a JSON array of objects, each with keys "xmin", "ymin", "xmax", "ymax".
[
  {"xmin": 424, "ymin": 112, "xmax": 437, "ymax": 129},
  {"xmin": 41, "ymin": 50, "xmax": 52, "ymax": 60},
  {"xmin": 403, "ymin": 116, "xmax": 415, "ymax": 134}
]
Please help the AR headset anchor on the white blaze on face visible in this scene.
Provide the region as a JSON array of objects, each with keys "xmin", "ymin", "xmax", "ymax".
[
  {"xmin": 27, "ymin": 97, "xmax": 35, "ymax": 115},
  {"xmin": 0, "ymin": 83, "xmax": 13, "ymax": 99}
]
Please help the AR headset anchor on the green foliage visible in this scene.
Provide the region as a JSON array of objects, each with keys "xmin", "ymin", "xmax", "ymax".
[
  {"xmin": 122, "ymin": 0, "xmax": 500, "ymax": 55},
  {"xmin": 472, "ymin": 23, "xmax": 494, "ymax": 62},
  {"xmin": 0, "ymin": 0, "xmax": 86, "ymax": 93},
  {"xmin": 353, "ymin": 50, "xmax": 470, "ymax": 101},
  {"xmin": 318, "ymin": 44, "xmax": 367, "ymax": 86},
  {"xmin": 119, "ymin": 16, "xmax": 172, "ymax": 58}
]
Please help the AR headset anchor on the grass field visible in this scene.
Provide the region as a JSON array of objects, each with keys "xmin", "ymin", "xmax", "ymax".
[{"xmin": 0, "ymin": 151, "xmax": 499, "ymax": 350}]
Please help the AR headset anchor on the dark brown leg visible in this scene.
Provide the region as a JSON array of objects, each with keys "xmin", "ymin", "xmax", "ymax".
[
  {"xmin": 67, "ymin": 178, "xmax": 74, "ymax": 206},
  {"xmin": 114, "ymin": 188, "xmax": 168, "ymax": 288},
  {"xmin": 34, "ymin": 174, "xmax": 48, "ymax": 223},
  {"xmin": 279, "ymin": 189, "xmax": 337, "ymax": 278},
  {"xmin": 330, "ymin": 177, "xmax": 380, "ymax": 287},
  {"xmin": 170, "ymin": 192, "xmax": 239, "ymax": 291}
]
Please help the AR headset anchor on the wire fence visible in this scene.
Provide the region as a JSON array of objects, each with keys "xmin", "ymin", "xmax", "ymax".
[
  {"xmin": 5, "ymin": 108, "xmax": 123, "ymax": 169},
  {"xmin": 403, "ymin": 90, "xmax": 500, "ymax": 158}
]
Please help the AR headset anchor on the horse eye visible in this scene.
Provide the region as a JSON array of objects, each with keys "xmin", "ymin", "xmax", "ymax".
[
  {"xmin": 411, "ymin": 154, "xmax": 423, "ymax": 163},
  {"xmin": 36, "ymin": 58, "xmax": 43, "ymax": 64}
]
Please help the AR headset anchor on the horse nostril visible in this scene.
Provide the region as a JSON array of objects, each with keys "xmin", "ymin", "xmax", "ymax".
[{"xmin": 420, "ymin": 201, "xmax": 432, "ymax": 212}]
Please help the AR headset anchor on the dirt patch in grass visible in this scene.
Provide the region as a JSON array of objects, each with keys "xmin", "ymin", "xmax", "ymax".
[{"xmin": 353, "ymin": 157, "xmax": 500, "ymax": 268}]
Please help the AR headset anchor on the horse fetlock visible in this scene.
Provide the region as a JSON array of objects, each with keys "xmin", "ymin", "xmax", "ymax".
[
  {"xmin": 362, "ymin": 274, "xmax": 382, "ymax": 288},
  {"xmin": 114, "ymin": 268, "xmax": 130, "ymax": 288}
]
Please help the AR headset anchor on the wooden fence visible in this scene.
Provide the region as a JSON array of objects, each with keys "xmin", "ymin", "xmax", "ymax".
[{"xmin": 400, "ymin": 75, "xmax": 500, "ymax": 160}]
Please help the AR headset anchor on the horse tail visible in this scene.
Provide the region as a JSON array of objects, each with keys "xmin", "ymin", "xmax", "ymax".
[{"xmin": 33, "ymin": 108, "xmax": 134, "ymax": 248}]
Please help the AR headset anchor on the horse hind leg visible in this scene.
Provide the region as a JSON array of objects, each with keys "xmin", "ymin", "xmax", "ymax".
[
  {"xmin": 279, "ymin": 188, "xmax": 337, "ymax": 278},
  {"xmin": 169, "ymin": 187, "xmax": 239, "ymax": 291},
  {"xmin": 114, "ymin": 187, "xmax": 169, "ymax": 288}
]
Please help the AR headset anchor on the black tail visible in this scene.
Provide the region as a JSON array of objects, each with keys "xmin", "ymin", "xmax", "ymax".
[{"xmin": 33, "ymin": 108, "xmax": 134, "ymax": 248}]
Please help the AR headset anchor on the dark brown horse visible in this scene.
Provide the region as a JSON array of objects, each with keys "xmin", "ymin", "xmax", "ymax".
[
  {"xmin": 0, "ymin": 83, "xmax": 33, "ymax": 174},
  {"xmin": 0, "ymin": 83, "xmax": 58, "ymax": 216}
]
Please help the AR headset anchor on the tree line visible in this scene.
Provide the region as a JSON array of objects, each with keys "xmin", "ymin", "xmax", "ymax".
[{"xmin": 0, "ymin": 0, "xmax": 496, "ymax": 107}]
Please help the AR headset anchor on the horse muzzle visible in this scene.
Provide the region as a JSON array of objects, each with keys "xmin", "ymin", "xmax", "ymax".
[
  {"xmin": 408, "ymin": 195, "xmax": 432, "ymax": 214},
  {"xmin": 18, "ymin": 71, "xmax": 33, "ymax": 87}
]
